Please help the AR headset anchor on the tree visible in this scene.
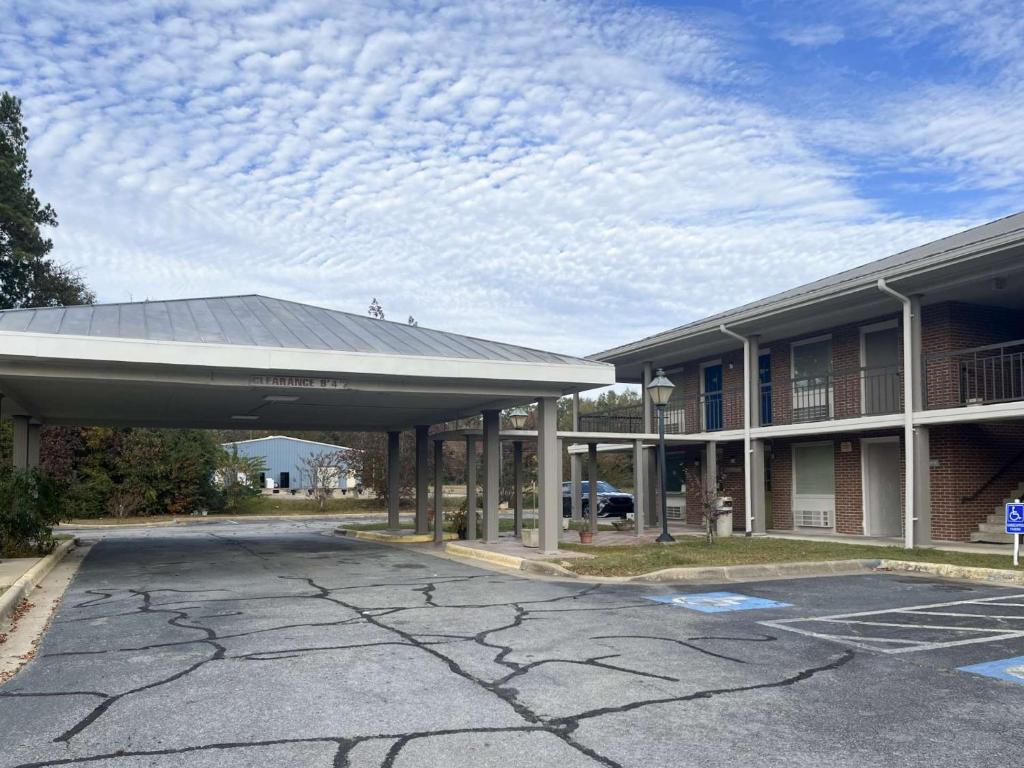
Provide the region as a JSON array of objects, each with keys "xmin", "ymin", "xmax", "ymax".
[
  {"xmin": 368, "ymin": 297, "xmax": 385, "ymax": 320},
  {"xmin": 298, "ymin": 450, "xmax": 349, "ymax": 512},
  {"xmin": 216, "ymin": 445, "xmax": 265, "ymax": 512},
  {"xmin": 0, "ymin": 91, "xmax": 93, "ymax": 309}
]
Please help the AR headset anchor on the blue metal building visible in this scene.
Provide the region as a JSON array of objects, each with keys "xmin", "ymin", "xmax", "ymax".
[{"xmin": 221, "ymin": 435, "xmax": 354, "ymax": 491}]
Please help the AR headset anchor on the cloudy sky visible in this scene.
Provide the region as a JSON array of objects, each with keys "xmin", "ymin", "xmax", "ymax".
[{"xmin": 3, "ymin": 0, "xmax": 1022, "ymax": 355}]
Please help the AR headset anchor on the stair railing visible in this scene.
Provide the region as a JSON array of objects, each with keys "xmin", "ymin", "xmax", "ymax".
[{"xmin": 961, "ymin": 447, "xmax": 1024, "ymax": 504}]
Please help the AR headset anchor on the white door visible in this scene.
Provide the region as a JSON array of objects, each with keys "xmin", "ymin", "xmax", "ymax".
[
  {"xmin": 863, "ymin": 439, "xmax": 901, "ymax": 537},
  {"xmin": 792, "ymin": 443, "xmax": 835, "ymax": 530},
  {"xmin": 862, "ymin": 326, "xmax": 900, "ymax": 415}
]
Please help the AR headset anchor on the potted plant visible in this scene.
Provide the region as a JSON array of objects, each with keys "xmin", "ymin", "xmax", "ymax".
[{"xmin": 569, "ymin": 519, "xmax": 594, "ymax": 544}]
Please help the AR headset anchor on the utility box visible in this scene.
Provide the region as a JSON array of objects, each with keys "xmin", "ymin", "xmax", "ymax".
[{"xmin": 714, "ymin": 496, "xmax": 734, "ymax": 538}]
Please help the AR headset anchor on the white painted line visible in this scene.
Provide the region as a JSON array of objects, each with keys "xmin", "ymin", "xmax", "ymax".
[{"xmin": 816, "ymin": 619, "xmax": 1022, "ymax": 633}]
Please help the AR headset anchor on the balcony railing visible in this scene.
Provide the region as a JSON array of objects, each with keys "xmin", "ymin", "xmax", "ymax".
[
  {"xmin": 924, "ymin": 339, "xmax": 1024, "ymax": 410},
  {"xmin": 575, "ymin": 366, "xmax": 903, "ymax": 436}
]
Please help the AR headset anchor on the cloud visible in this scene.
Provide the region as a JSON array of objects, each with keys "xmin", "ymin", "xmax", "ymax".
[
  {"xmin": 774, "ymin": 24, "xmax": 845, "ymax": 48},
  {"xmin": 0, "ymin": 0, "xmax": 1017, "ymax": 358}
]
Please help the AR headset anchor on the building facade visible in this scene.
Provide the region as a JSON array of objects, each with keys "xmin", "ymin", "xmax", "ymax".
[
  {"xmin": 223, "ymin": 435, "xmax": 356, "ymax": 491},
  {"xmin": 589, "ymin": 213, "xmax": 1024, "ymax": 545}
]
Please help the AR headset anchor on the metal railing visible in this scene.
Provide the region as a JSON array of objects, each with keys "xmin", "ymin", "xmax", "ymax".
[
  {"xmin": 924, "ymin": 339, "xmax": 1024, "ymax": 409},
  {"xmin": 577, "ymin": 403, "xmax": 687, "ymax": 434},
  {"xmin": 785, "ymin": 365, "xmax": 902, "ymax": 424}
]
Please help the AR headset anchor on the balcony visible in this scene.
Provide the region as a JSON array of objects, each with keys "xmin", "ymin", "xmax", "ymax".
[
  {"xmin": 924, "ymin": 339, "xmax": 1024, "ymax": 410},
  {"xmin": 577, "ymin": 366, "xmax": 903, "ymax": 437}
]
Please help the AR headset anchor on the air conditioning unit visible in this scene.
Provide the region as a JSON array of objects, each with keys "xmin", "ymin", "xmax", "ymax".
[
  {"xmin": 666, "ymin": 504, "xmax": 684, "ymax": 520},
  {"xmin": 795, "ymin": 509, "xmax": 832, "ymax": 528}
]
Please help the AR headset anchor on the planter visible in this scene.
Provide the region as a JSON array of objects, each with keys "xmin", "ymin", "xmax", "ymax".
[
  {"xmin": 578, "ymin": 530, "xmax": 594, "ymax": 544},
  {"xmin": 522, "ymin": 528, "xmax": 540, "ymax": 548},
  {"xmin": 716, "ymin": 512, "xmax": 733, "ymax": 539}
]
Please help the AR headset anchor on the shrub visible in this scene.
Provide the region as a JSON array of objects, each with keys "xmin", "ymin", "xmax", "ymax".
[{"xmin": 0, "ymin": 467, "xmax": 64, "ymax": 556}]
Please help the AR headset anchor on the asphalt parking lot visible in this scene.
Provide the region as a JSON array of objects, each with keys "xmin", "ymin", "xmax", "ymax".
[{"xmin": 2, "ymin": 520, "xmax": 1024, "ymax": 767}]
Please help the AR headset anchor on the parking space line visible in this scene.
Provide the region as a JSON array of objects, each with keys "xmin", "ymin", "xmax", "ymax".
[{"xmin": 761, "ymin": 592, "xmax": 1024, "ymax": 655}]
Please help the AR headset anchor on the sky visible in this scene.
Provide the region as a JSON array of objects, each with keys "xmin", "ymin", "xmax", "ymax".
[{"xmin": 2, "ymin": 0, "xmax": 1022, "ymax": 356}]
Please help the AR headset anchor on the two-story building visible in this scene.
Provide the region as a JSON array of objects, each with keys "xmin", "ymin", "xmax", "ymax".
[{"xmin": 588, "ymin": 212, "xmax": 1024, "ymax": 547}]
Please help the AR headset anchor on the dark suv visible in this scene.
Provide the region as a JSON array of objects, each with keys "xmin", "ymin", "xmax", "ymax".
[{"xmin": 561, "ymin": 481, "xmax": 634, "ymax": 518}]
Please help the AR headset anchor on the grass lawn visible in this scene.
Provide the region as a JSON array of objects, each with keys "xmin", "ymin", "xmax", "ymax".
[{"xmin": 560, "ymin": 536, "xmax": 1024, "ymax": 576}]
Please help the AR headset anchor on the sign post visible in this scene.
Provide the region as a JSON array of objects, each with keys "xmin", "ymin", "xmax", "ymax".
[{"xmin": 1006, "ymin": 500, "xmax": 1024, "ymax": 567}]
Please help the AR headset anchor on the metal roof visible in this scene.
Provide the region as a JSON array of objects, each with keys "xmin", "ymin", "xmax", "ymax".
[
  {"xmin": 593, "ymin": 210, "xmax": 1024, "ymax": 362},
  {"xmin": 0, "ymin": 294, "xmax": 599, "ymax": 367}
]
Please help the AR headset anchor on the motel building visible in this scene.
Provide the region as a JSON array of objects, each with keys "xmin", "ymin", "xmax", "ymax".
[{"xmin": 586, "ymin": 212, "xmax": 1024, "ymax": 548}]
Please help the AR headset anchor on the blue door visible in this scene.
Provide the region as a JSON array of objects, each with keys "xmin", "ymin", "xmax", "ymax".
[
  {"xmin": 759, "ymin": 353, "xmax": 772, "ymax": 425},
  {"xmin": 703, "ymin": 364, "xmax": 723, "ymax": 430}
]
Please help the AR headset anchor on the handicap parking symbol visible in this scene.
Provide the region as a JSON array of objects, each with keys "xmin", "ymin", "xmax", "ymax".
[
  {"xmin": 1006, "ymin": 503, "xmax": 1024, "ymax": 534},
  {"xmin": 643, "ymin": 591, "xmax": 791, "ymax": 613},
  {"xmin": 959, "ymin": 655, "xmax": 1024, "ymax": 686}
]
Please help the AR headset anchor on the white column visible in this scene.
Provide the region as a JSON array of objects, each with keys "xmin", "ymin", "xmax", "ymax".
[
  {"xmin": 570, "ymin": 453, "xmax": 583, "ymax": 521},
  {"xmin": 481, "ymin": 409, "xmax": 500, "ymax": 543},
  {"xmin": 415, "ymin": 426, "xmax": 429, "ymax": 535},
  {"xmin": 911, "ymin": 294, "xmax": 929, "ymax": 546},
  {"xmin": 537, "ymin": 397, "xmax": 560, "ymax": 553},
  {"xmin": 11, "ymin": 415, "xmax": 29, "ymax": 470},
  {"xmin": 642, "ymin": 362, "xmax": 657, "ymax": 527},
  {"xmin": 632, "ymin": 439, "xmax": 646, "ymax": 537},
  {"xmin": 513, "ymin": 441, "xmax": 524, "ymax": 538},
  {"xmin": 27, "ymin": 423, "xmax": 40, "ymax": 469},
  {"xmin": 465, "ymin": 436, "xmax": 477, "ymax": 540},
  {"xmin": 387, "ymin": 430, "xmax": 401, "ymax": 531},
  {"xmin": 587, "ymin": 442, "xmax": 599, "ymax": 535},
  {"xmin": 750, "ymin": 439, "xmax": 766, "ymax": 534},
  {"xmin": 433, "ymin": 439, "xmax": 445, "ymax": 544},
  {"xmin": 704, "ymin": 441, "xmax": 718, "ymax": 497}
]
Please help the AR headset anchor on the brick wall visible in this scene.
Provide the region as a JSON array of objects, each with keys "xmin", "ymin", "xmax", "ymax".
[
  {"xmin": 769, "ymin": 441, "xmax": 792, "ymax": 530},
  {"xmin": 922, "ymin": 302, "xmax": 1024, "ymax": 409},
  {"xmin": 929, "ymin": 423, "xmax": 1024, "ymax": 542}
]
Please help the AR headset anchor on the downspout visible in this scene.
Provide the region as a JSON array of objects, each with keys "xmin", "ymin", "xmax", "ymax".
[
  {"xmin": 719, "ymin": 324, "xmax": 752, "ymax": 535},
  {"xmin": 877, "ymin": 278, "xmax": 916, "ymax": 549}
]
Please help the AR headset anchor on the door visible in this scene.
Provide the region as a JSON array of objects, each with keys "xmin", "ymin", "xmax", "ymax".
[
  {"xmin": 279, "ymin": 471, "xmax": 290, "ymax": 489},
  {"xmin": 862, "ymin": 325, "xmax": 900, "ymax": 415},
  {"xmin": 863, "ymin": 439, "xmax": 901, "ymax": 537},
  {"xmin": 759, "ymin": 352, "xmax": 772, "ymax": 425},
  {"xmin": 702, "ymin": 363, "xmax": 723, "ymax": 431},
  {"xmin": 792, "ymin": 443, "xmax": 835, "ymax": 529},
  {"xmin": 792, "ymin": 338, "xmax": 832, "ymax": 422}
]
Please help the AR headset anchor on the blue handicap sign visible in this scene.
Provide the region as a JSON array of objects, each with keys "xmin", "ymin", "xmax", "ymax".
[
  {"xmin": 1006, "ymin": 503, "xmax": 1024, "ymax": 534},
  {"xmin": 959, "ymin": 655, "xmax": 1024, "ymax": 686},
  {"xmin": 643, "ymin": 591, "xmax": 791, "ymax": 613}
]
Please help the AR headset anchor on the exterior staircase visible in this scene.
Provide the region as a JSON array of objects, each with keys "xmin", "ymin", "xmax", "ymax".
[{"xmin": 970, "ymin": 482, "xmax": 1024, "ymax": 544}]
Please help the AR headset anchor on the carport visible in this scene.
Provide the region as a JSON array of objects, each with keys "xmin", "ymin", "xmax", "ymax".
[{"xmin": 0, "ymin": 295, "xmax": 615, "ymax": 552}]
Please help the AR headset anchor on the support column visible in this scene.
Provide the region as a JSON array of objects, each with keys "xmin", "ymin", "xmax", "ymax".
[
  {"xmin": 513, "ymin": 441, "xmax": 524, "ymax": 538},
  {"xmin": 386, "ymin": 430, "xmax": 401, "ymax": 531},
  {"xmin": 704, "ymin": 441, "xmax": 718, "ymax": 497},
  {"xmin": 570, "ymin": 453, "xmax": 583, "ymax": 520},
  {"xmin": 910, "ymin": 294, "xmax": 930, "ymax": 546},
  {"xmin": 465, "ymin": 436, "xmax": 477, "ymax": 540},
  {"xmin": 27, "ymin": 423, "xmax": 40, "ymax": 469},
  {"xmin": 481, "ymin": 409, "xmax": 500, "ymax": 543},
  {"xmin": 11, "ymin": 415, "xmax": 29, "ymax": 470},
  {"xmin": 587, "ymin": 442, "xmax": 599, "ymax": 535},
  {"xmin": 914, "ymin": 426, "xmax": 932, "ymax": 545},
  {"xmin": 632, "ymin": 439, "xmax": 646, "ymax": 537},
  {"xmin": 537, "ymin": 397, "xmax": 560, "ymax": 553},
  {"xmin": 433, "ymin": 439, "xmax": 445, "ymax": 544},
  {"xmin": 414, "ymin": 426, "xmax": 429, "ymax": 535},
  {"xmin": 642, "ymin": 362, "xmax": 657, "ymax": 527},
  {"xmin": 750, "ymin": 439, "xmax": 766, "ymax": 534}
]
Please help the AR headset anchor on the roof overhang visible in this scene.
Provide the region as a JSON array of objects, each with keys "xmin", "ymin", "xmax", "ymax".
[{"xmin": 0, "ymin": 330, "xmax": 615, "ymax": 431}]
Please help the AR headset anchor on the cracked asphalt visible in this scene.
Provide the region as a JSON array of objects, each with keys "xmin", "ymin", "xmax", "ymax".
[{"xmin": 2, "ymin": 520, "xmax": 1024, "ymax": 767}]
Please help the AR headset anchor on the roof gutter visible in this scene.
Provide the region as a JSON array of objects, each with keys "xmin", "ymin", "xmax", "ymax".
[
  {"xmin": 719, "ymin": 324, "xmax": 753, "ymax": 536},
  {"xmin": 876, "ymin": 278, "xmax": 916, "ymax": 549}
]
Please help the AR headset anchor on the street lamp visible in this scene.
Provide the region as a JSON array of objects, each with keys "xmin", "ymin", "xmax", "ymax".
[
  {"xmin": 647, "ymin": 368, "xmax": 676, "ymax": 544},
  {"xmin": 507, "ymin": 408, "xmax": 529, "ymax": 430}
]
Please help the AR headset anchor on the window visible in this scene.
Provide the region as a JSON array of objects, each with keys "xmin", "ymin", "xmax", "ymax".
[
  {"xmin": 792, "ymin": 443, "xmax": 835, "ymax": 529},
  {"xmin": 792, "ymin": 337, "xmax": 832, "ymax": 422}
]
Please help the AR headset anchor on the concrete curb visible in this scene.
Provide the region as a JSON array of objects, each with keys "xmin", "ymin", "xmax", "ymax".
[
  {"xmin": 62, "ymin": 512, "xmax": 395, "ymax": 529},
  {"xmin": 443, "ymin": 542, "xmax": 575, "ymax": 574},
  {"xmin": 0, "ymin": 538, "xmax": 77, "ymax": 621},
  {"xmin": 336, "ymin": 527, "xmax": 459, "ymax": 544},
  {"xmin": 621, "ymin": 559, "xmax": 880, "ymax": 583},
  {"xmin": 877, "ymin": 559, "xmax": 1024, "ymax": 585}
]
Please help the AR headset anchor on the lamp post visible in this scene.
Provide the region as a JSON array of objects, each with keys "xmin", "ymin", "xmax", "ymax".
[{"xmin": 647, "ymin": 368, "xmax": 675, "ymax": 544}]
